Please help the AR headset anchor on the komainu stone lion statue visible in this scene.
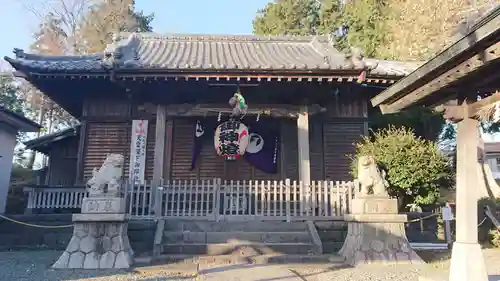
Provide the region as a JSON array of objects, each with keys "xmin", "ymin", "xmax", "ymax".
[
  {"xmin": 357, "ymin": 155, "xmax": 389, "ymax": 197},
  {"xmin": 86, "ymin": 154, "xmax": 124, "ymax": 196}
]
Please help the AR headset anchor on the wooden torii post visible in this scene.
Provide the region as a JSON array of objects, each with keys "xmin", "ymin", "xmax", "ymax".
[{"xmin": 438, "ymin": 92, "xmax": 500, "ymax": 281}]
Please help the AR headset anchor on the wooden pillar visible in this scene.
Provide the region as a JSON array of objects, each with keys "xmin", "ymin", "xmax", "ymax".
[
  {"xmin": 454, "ymin": 117, "xmax": 480, "ymax": 243},
  {"xmin": 297, "ymin": 106, "xmax": 311, "ymax": 184},
  {"xmin": 75, "ymin": 100, "xmax": 89, "ymax": 185},
  {"xmin": 449, "ymin": 115, "xmax": 488, "ymax": 281},
  {"xmin": 163, "ymin": 119, "xmax": 173, "ymax": 181},
  {"xmin": 75, "ymin": 122, "xmax": 87, "ymax": 184},
  {"xmin": 152, "ymin": 105, "xmax": 167, "ymax": 214}
]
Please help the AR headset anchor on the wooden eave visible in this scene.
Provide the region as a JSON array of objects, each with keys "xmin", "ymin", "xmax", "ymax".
[
  {"xmin": 23, "ymin": 69, "xmax": 400, "ymax": 85},
  {"xmin": 371, "ymin": 5, "xmax": 500, "ymax": 113}
]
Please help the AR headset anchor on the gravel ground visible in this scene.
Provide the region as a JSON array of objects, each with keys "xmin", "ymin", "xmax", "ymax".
[{"xmin": 1, "ymin": 249, "xmax": 500, "ymax": 281}]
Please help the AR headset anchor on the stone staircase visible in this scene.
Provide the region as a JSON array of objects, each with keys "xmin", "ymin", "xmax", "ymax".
[
  {"xmin": 149, "ymin": 220, "xmax": 345, "ymax": 265},
  {"xmin": 314, "ymin": 221, "xmax": 348, "ymax": 254}
]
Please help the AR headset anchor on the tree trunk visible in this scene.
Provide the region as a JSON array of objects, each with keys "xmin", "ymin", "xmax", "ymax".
[{"xmin": 42, "ymin": 106, "xmax": 54, "ymax": 168}]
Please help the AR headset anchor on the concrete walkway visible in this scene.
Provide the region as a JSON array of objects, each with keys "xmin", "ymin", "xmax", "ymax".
[
  {"xmin": 2, "ymin": 249, "xmax": 500, "ymax": 281},
  {"xmin": 198, "ymin": 264, "xmax": 308, "ymax": 281}
]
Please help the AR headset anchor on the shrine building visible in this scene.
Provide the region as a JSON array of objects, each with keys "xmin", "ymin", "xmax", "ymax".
[{"xmin": 13, "ymin": 33, "xmax": 418, "ymax": 187}]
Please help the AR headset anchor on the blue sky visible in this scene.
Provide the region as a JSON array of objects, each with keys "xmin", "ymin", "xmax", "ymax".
[{"xmin": 0, "ymin": 0, "xmax": 269, "ymax": 61}]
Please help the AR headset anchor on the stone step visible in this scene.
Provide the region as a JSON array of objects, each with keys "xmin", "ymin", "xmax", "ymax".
[
  {"xmin": 163, "ymin": 221, "xmax": 308, "ymax": 232},
  {"xmin": 322, "ymin": 241, "xmax": 344, "ymax": 253},
  {"xmin": 317, "ymin": 230, "xmax": 347, "ymax": 241},
  {"xmin": 136, "ymin": 253, "xmax": 346, "ymax": 266},
  {"xmin": 314, "ymin": 221, "xmax": 347, "ymax": 231},
  {"xmin": 162, "ymin": 231, "xmax": 311, "ymax": 244},
  {"xmin": 131, "ymin": 241, "xmax": 154, "ymax": 255},
  {"xmin": 160, "ymin": 242, "xmax": 314, "ymax": 255}
]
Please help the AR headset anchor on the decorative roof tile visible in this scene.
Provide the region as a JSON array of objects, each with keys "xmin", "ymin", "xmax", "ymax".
[{"xmin": 5, "ymin": 32, "xmax": 421, "ymax": 77}]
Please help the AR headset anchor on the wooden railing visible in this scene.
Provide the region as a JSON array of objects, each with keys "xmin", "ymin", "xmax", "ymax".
[{"xmin": 23, "ymin": 179, "xmax": 357, "ymax": 221}]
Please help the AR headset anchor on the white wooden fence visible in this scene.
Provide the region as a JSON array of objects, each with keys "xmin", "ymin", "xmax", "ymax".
[
  {"xmin": 23, "ymin": 179, "xmax": 357, "ymax": 221},
  {"xmin": 23, "ymin": 187, "xmax": 87, "ymax": 210}
]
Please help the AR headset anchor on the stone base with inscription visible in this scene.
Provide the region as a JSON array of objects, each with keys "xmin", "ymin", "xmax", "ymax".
[
  {"xmin": 339, "ymin": 197, "xmax": 423, "ymax": 266},
  {"xmin": 52, "ymin": 197, "xmax": 134, "ymax": 269},
  {"xmin": 81, "ymin": 197, "xmax": 126, "ymax": 214}
]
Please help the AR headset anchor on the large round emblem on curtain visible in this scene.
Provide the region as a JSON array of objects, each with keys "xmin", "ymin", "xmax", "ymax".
[{"xmin": 214, "ymin": 120, "xmax": 249, "ymax": 160}]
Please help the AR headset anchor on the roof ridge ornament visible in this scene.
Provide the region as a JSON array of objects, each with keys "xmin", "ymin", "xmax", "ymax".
[
  {"xmin": 342, "ymin": 47, "xmax": 379, "ymax": 83},
  {"xmin": 343, "ymin": 47, "xmax": 379, "ymax": 70},
  {"xmin": 13, "ymin": 48, "xmax": 26, "ymax": 59},
  {"xmin": 310, "ymin": 36, "xmax": 332, "ymax": 66},
  {"xmin": 102, "ymin": 33, "xmax": 141, "ymax": 69}
]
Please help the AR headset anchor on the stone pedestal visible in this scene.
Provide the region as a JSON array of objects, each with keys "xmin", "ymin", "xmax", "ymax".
[
  {"xmin": 339, "ymin": 196, "xmax": 423, "ymax": 266},
  {"xmin": 81, "ymin": 197, "xmax": 126, "ymax": 214},
  {"xmin": 52, "ymin": 197, "xmax": 134, "ymax": 269}
]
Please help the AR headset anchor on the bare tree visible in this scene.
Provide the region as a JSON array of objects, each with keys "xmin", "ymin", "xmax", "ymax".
[
  {"xmin": 77, "ymin": 0, "xmax": 153, "ymax": 53},
  {"xmin": 14, "ymin": 0, "xmax": 91, "ymax": 169},
  {"xmin": 17, "ymin": 0, "xmax": 95, "ymax": 54},
  {"xmin": 15, "ymin": 0, "xmax": 153, "ymax": 169}
]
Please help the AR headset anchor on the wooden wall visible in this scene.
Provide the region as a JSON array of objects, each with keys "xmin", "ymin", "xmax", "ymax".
[
  {"xmin": 78, "ymin": 94, "xmax": 367, "ymax": 183},
  {"xmin": 46, "ymin": 137, "xmax": 78, "ymax": 185},
  {"xmin": 323, "ymin": 121, "xmax": 365, "ymax": 181},
  {"xmin": 80, "ymin": 95, "xmax": 157, "ymax": 182}
]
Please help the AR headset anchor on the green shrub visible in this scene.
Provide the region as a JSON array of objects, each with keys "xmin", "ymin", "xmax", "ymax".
[
  {"xmin": 489, "ymin": 230, "xmax": 500, "ymax": 247},
  {"xmin": 350, "ymin": 126, "xmax": 452, "ymax": 207}
]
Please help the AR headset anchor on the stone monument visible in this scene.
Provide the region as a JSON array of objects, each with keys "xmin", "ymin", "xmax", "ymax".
[
  {"xmin": 52, "ymin": 154, "xmax": 134, "ymax": 269},
  {"xmin": 339, "ymin": 155, "xmax": 423, "ymax": 265}
]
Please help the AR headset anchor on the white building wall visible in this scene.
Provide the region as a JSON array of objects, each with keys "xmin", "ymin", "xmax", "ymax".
[{"xmin": 0, "ymin": 124, "xmax": 17, "ymax": 213}]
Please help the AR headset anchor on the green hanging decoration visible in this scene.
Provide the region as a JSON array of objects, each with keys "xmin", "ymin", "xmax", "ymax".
[
  {"xmin": 229, "ymin": 91, "xmax": 248, "ymax": 118},
  {"xmin": 234, "ymin": 92, "xmax": 246, "ymax": 109}
]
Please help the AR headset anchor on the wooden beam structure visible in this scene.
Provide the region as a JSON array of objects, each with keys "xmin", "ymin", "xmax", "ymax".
[
  {"xmin": 370, "ymin": 6, "xmax": 500, "ymax": 111},
  {"xmin": 442, "ymin": 91, "xmax": 500, "ymax": 121},
  {"xmin": 138, "ymin": 103, "xmax": 328, "ymax": 118},
  {"xmin": 382, "ymin": 42, "xmax": 500, "ymax": 114}
]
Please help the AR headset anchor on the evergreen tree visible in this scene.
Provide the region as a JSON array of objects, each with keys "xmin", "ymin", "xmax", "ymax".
[
  {"xmin": 253, "ymin": 0, "xmax": 320, "ymax": 36},
  {"xmin": 0, "ymin": 76, "xmax": 26, "ymax": 115},
  {"xmin": 338, "ymin": 0, "xmax": 388, "ymax": 57},
  {"xmin": 253, "ymin": 0, "xmax": 389, "ymax": 57}
]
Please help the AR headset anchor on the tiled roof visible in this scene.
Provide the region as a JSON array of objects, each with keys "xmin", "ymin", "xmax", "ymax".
[
  {"xmin": 368, "ymin": 59, "xmax": 422, "ymax": 77},
  {"xmin": 5, "ymin": 33, "xmax": 421, "ymax": 77},
  {"xmin": 0, "ymin": 106, "xmax": 41, "ymax": 132},
  {"xmin": 24, "ymin": 125, "xmax": 79, "ymax": 155}
]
